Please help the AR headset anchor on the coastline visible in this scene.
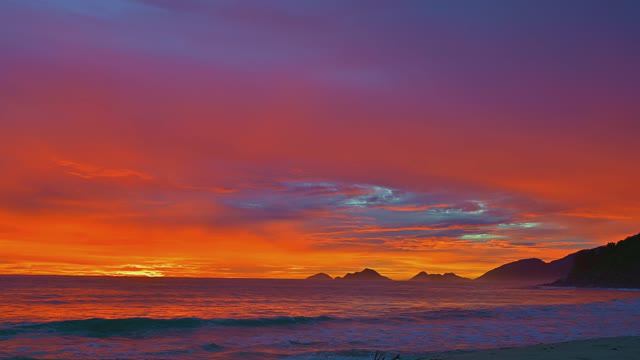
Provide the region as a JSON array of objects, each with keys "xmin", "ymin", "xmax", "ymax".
[{"xmin": 414, "ymin": 336, "xmax": 640, "ymax": 359}]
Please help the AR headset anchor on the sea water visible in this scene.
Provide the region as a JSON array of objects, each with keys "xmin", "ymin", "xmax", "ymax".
[{"xmin": 1, "ymin": 275, "xmax": 639, "ymax": 359}]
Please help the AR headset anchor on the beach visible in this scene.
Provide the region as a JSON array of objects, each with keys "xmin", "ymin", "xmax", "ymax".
[{"xmin": 417, "ymin": 336, "xmax": 640, "ymax": 360}]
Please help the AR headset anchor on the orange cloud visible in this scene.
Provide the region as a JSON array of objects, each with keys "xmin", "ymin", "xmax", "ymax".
[{"xmin": 56, "ymin": 160, "xmax": 153, "ymax": 180}]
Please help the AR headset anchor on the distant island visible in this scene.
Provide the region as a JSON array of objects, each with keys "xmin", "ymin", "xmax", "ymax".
[
  {"xmin": 306, "ymin": 269, "xmax": 468, "ymax": 282},
  {"xmin": 304, "ymin": 233, "xmax": 640, "ymax": 288},
  {"xmin": 306, "ymin": 273, "xmax": 332, "ymax": 280},
  {"xmin": 335, "ymin": 268, "xmax": 391, "ymax": 281},
  {"xmin": 409, "ymin": 271, "xmax": 469, "ymax": 282}
]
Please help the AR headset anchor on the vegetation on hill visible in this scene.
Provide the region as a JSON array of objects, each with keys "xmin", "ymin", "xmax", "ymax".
[{"xmin": 553, "ymin": 233, "xmax": 640, "ymax": 288}]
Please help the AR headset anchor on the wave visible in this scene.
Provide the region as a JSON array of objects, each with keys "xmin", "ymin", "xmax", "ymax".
[
  {"xmin": 385, "ymin": 298, "xmax": 640, "ymax": 323},
  {"xmin": 413, "ymin": 308, "xmax": 495, "ymax": 320},
  {"xmin": 4, "ymin": 299, "xmax": 638, "ymax": 340},
  {"xmin": 0, "ymin": 315, "xmax": 335, "ymax": 338}
]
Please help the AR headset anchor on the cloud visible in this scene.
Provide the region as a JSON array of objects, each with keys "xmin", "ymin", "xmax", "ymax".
[
  {"xmin": 57, "ymin": 160, "xmax": 153, "ymax": 180},
  {"xmin": 459, "ymin": 233, "xmax": 507, "ymax": 241},
  {"xmin": 217, "ymin": 180, "xmax": 521, "ymax": 248}
]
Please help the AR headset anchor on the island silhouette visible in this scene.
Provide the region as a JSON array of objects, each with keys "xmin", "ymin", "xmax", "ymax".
[
  {"xmin": 306, "ymin": 273, "xmax": 332, "ymax": 280},
  {"xmin": 409, "ymin": 271, "xmax": 470, "ymax": 282},
  {"xmin": 335, "ymin": 268, "xmax": 391, "ymax": 281}
]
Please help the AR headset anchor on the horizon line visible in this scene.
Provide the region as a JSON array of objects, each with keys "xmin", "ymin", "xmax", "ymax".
[{"xmin": 0, "ymin": 272, "xmax": 480, "ymax": 281}]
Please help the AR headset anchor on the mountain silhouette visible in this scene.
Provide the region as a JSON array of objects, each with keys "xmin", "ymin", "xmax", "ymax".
[
  {"xmin": 302, "ymin": 233, "xmax": 640, "ymax": 287},
  {"xmin": 476, "ymin": 254, "xmax": 575, "ymax": 283},
  {"xmin": 305, "ymin": 273, "xmax": 332, "ymax": 280},
  {"xmin": 410, "ymin": 271, "xmax": 469, "ymax": 282},
  {"xmin": 335, "ymin": 268, "xmax": 391, "ymax": 281},
  {"xmin": 552, "ymin": 233, "xmax": 640, "ymax": 288}
]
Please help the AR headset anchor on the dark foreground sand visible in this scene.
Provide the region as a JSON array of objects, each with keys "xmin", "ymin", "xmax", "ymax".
[{"xmin": 415, "ymin": 336, "xmax": 640, "ymax": 360}]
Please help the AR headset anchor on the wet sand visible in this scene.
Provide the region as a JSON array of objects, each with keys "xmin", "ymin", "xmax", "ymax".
[{"xmin": 417, "ymin": 336, "xmax": 640, "ymax": 360}]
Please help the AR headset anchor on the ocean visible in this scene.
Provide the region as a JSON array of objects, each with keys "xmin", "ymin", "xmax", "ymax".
[{"xmin": 1, "ymin": 275, "xmax": 639, "ymax": 359}]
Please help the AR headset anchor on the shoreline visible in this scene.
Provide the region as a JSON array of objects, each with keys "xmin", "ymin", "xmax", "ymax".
[{"xmin": 414, "ymin": 336, "xmax": 640, "ymax": 359}]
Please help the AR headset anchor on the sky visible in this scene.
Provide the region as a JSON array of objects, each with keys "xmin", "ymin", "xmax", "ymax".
[{"xmin": 1, "ymin": 0, "xmax": 639, "ymax": 279}]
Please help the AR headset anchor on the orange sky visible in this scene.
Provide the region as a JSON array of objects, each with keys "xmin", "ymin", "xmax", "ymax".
[{"xmin": 1, "ymin": 1, "xmax": 639, "ymax": 279}]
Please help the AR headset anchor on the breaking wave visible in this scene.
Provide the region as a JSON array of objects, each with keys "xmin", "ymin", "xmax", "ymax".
[{"xmin": 0, "ymin": 315, "xmax": 334, "ymax": 338}]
